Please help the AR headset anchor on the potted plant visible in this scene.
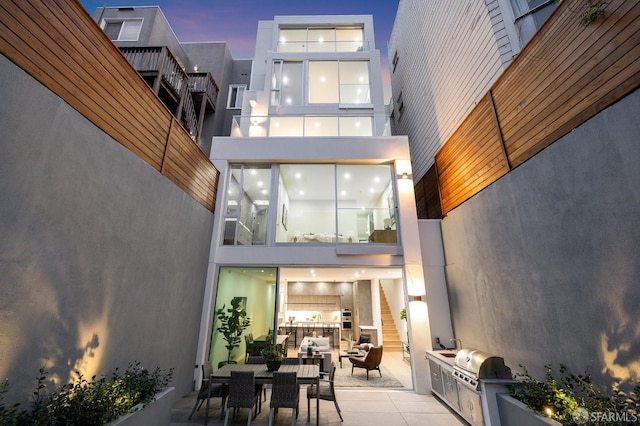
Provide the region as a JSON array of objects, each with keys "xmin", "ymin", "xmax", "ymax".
[
  {"xmin": 341, "ymin": 332, "xmax": 354, "ymax": 352},
  {"xmin": 215, "ymin": 297, "xmax": 251, "ymax": 366},
  {"xmin": 260, "ymin": 331, "xmax": 283, "ymax": 371}
]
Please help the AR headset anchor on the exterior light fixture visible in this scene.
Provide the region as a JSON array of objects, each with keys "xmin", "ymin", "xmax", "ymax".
[
  {"xmin": 249, "ymin": 99, "xmax": 257, "ymax": 108},
  {"xmin": 401, "ymin": 172, "xmax": 409, "ymax": 179}
]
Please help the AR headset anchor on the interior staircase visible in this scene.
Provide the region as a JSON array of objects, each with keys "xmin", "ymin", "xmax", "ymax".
[{"xmin": 379, "ymin": 285, "xmax": 402, "ymax": 351}]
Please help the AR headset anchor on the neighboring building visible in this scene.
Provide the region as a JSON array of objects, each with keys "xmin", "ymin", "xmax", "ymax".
[
  {"xmin": 388, "ymin": 0, "xmax": 558, "ymax": 218},
  {"xmin": 194, "ymin": 15, "xmax": 451, "ymax": 394},
  {"xmin": 389, "ymin": 0, "xmax": 640, "ymax": 392},
  {"xmin": 92, "ymin": 6, "xmax": 251, "ymax": 155}
]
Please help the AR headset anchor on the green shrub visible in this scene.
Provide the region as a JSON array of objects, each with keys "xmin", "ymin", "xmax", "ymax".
[
  {"xmin": 0, "ymin": 362, "xmax": 173, "ymax": 425},
  {"xmin": 509, "ymin": 364, "xmax": 639, "ymax": 425}
]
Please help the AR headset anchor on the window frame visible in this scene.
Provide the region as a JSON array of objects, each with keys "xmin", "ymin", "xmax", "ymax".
[
  {"xmin": 227, "ymin": 84, "xmax": 247, "ymax": 109},
  {"xmin": 101, "ymin": 18, "xmax": 143, "ymax": 41}
]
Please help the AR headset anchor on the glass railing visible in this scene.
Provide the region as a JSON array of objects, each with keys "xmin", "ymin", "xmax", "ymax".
[
  {"xmin": 231, "ymin": 114, "xmax": 392, "ymax": 137},
  {"xmin": 277, "ymin": 40, "xmax": 370, "ymax": 53}
]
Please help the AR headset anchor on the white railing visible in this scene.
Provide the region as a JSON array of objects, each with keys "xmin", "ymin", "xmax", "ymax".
[
  {"xmin": 277, "ymin": 40, "xmax": 370, "ymax": 53},
  {"xmin": 231, "ymin": 114, "xmax": 391, "ymax": 138}
]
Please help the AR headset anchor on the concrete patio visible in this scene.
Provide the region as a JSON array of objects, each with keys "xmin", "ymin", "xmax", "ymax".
[{"xmin": 170, "ymin": 387, "xmax": 466, "ymax": 425}]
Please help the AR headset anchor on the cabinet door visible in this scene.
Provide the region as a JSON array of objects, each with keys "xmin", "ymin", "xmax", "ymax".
[
  {"xmin": 457, "ymin": 384, "xmax": 483, "ymax": 426},
  {"xmin": 428, "ymin": 359, "xmax": 444, "ymax": 397},
  {"xmin": 442, "ymin": 370, "xmax": 460, "ymax": 411}
]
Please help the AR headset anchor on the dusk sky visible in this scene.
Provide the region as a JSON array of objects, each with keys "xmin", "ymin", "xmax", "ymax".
[{"xmin": 80, "ymin": 1, "xmax": 400, "ymax": 98}]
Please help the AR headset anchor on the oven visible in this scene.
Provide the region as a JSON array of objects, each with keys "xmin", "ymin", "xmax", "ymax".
[{"xmin": 341, "ymin": 309, "xmax": 352, "ymax": 330}]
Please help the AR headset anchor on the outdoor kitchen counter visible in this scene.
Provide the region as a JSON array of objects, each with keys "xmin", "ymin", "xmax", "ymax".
[{"xmin": 426, "ymin": 350, "xmax": 458, "ymax": 367}]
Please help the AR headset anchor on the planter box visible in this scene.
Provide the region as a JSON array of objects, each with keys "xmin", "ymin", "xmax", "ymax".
[
  {"xmin": 108, "ymin": 387, "xmax": 175, "ymax": 426},
  {"xmin": 497, "ymin": 394, "xmax": 561, "ymax": 426}
]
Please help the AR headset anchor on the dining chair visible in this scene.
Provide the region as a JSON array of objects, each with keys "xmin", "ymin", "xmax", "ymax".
[
  {"xmin": 188, "ymin": 362, "xmax": 228, "ymax": 420},
  {"xmin": 223, "ymin": 370, "xmax": 261, "ymax": 426},
  {"xmin": 245, "ymin": 356, "xmax": 267, "ymax": 410},
  {"xmin": 268, "ymin": 372, "xmax": 299, "ymax": 426},
  {"xmin": 307, "ymin": 362, "xmax": 342, "ymax": 422}
]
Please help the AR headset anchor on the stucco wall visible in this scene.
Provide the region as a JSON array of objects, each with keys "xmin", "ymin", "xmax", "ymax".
[
  {"xmin": 0, "ymin": 56, "xmax": 213, "ymax": 404},
  {"xmin": 441, "ymin": 89, "xmax": 640, "ymax": 388}
]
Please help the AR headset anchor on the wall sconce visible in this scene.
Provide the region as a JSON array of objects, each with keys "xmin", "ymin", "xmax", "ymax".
[
  {"xmin": 249, "ymin": 99, "xmax": 257, "ymax": 108},
  {"xmin": 408, "ymin": 295, "xmax": 423, "ymax": 302},
  {"xmin": 193, "ymin": 65, "xmax": 198, "ymax": 72},
  {"xmin": 401, "ymin": 172, "xmax": 409, "ymax": 179}
]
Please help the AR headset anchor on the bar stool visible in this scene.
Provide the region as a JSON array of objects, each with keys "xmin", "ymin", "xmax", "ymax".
[
  {"xmin": 322, "ymin": 323, "xmax": 335, "ymax": 349},
  {"xmin": 285, "ymin": 325, "xmax": 297, "ymax": 348},
  {"xmin": 303, "ymin": 323, "xmax": 315, "ymax": 337}
]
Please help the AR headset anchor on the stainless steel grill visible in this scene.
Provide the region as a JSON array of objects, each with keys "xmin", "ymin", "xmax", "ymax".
[{"xmin": 452, "ymin": 348, "xmax": 513, "ymax": 389}]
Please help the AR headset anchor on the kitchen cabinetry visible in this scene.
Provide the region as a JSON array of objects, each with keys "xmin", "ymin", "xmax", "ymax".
[
  {"xmin": 442, "ymin": 367, "xmax": 460, "ymax": 411},
  {"xmin": 428, "ymin": 358, "xmax": 444, "ymax": 397}
]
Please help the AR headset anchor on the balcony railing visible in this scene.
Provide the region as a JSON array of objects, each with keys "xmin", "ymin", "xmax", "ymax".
[
  {"xmin": 231, "ymin": 114, "xmax": 390, "ymax": 137},
  {"xmin": 277, "ymin": 40, "xmax": 370, "ymax": 53},
  {"xmin": 188, "ymin": 72, "xmax": 220, "ymax": 111},
  {"xmin": 119, "ymin": 46, "xmax": 188, "ymax": 97}
]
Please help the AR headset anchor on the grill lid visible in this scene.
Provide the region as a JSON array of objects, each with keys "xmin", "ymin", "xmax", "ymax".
[{"xmin": 453, "ymin": 348, "xmax": 512, "ymax": 380}]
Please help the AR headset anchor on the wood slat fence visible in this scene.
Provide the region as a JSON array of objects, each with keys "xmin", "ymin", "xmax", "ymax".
[
  {"xmin": 426, "ymin": 0, "xmax": 640, "ymax": 216},
  {"xmin": 0, "ymin": 0, "xmax": 218, "ymax": 211}
]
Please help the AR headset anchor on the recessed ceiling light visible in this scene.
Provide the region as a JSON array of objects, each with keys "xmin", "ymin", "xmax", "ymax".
[
  {"xmin": 374, "ymin": 177, "xmax": 380, "ymax": 183},
  {"xmin": 344, "ymin": 173, "xmax": 351, "ymax": 179},
  {"xmin": 320, "ymin": 76, "xmax": 326, "ymax": 83},
  {"xmin": 299, "ymin": 190, "xmax": 304, "ymax": 195},
  {"xmin": 341, "ymin": 190, "xmax": 347, "ymax": 196},
  {"xmin": 283, "ymin": 76, "xmax": 289, "ymax": 83},
  {"xmin": 286, "ymin": 97, "xmax": 292, "ymax": 104},
  {"xmin": 257, "ymin": 181, "xmax": 263, "ymax": 187},
  {"xmin": 295, "ymin": 173, "xmax": 301, "ymax": 179}
]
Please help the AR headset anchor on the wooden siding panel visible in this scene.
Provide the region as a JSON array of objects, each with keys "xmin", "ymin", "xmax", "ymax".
[
  {"xmin": 0, "ymin": 0, "xmax": 218, "ymax": 211},
  {"xmin": 435, "ymin": 95, "xmax": 509, "ymax": 213}
]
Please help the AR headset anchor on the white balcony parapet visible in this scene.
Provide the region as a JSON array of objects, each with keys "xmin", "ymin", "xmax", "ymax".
[{"xmin": 231, "ymin": 114, "xmax": 390, "ymax": 137}]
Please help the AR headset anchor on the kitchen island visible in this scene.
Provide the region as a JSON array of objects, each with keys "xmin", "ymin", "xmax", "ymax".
[{"xmin": 278, "ymin": 322, "xmax": 341, "ymax": 349}]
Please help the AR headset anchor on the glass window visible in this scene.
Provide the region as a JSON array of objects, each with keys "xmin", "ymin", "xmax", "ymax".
[
  {"xmin": 308, "ymin": 61, "xmax": 369, "ymax": 105},
  {"xmin": 339, "ymin": 116, "xmax": 372, "ymax": 136},
  {"xmin": 308, "ymin": 28, "xmax": 336, "ymax": 52},
  {"xmin": 304, "ymin": 116, "xmax": 339, "ymax": 137},
  {"xmin": 271, "ymin": 61, "xmax": 303, "ymax": 106},
  {"xmin": 308, "ymin": 61, "xmax": 339, "ymax": 104},
  {"xmin": 223, "ymin": 165, "xmax": 271, "ymax": 245},
  {"xmin": 337, "ymin": 165, "xmax": 396, "ymax": 243},
  {"xmin": 277, "ymin": 165, "xmax": 336, "ymax": 243},
  {"xmin": 269, "ymin": 117, "xmax": 304, "ymax": 137},
  {"xmin": 278, "ymin": 29, "xmax": 307, "ymax": 52},
  {"xmin": 227, "ymin": 85, "xmax": 246, "ymax": 109},
  {"xmin": 103, "ymin": 19, "xmax": 142, "ymax": 41},
  {"xmin": 336, "ymin": 28, "xmax": 364, "ymax": 52},
  {"xmin": 210, "ymin": 267, "xmax": 277, "ymax": 368},
  {"xmin": 339, "ymin": 61, "xmax": 370, "ymax": 104}
]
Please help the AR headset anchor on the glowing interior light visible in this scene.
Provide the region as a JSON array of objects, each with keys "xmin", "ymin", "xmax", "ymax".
[
  {"xmin": 374, "ymin": 177, "xmax": 380, "ymax": 182},
  {"xmin": 341, "ymin": 190, "xmax": 347, "ymax": 196},
  {"xmin": 283, "ymin": 76, "xmax": 289, "ymax": 83},
  {"xmin": 320, "ymin": 76, "xmax": 326, "ymax": 83},
  {"xmin": 299, "ymin": 190, "xmax": 305, "ymax": 195},
  {"xmin": 295, "ymin": 173, "xmax": 301, "ymax": 179},
  {"xmin": 355, "ymin": 122, "xmax": 361, "ymax": 127},
  {"xmin": 274, "ymin": 122, "xmax": 280, "ymax": 127},
  {"xmin": 286, "ymin": 97, "xmax": 292, "ymax": 104},
  {"xmin": 344, "ymin": 173, "xmax": 351, "ymax": 179},
  {"xmin": 251, "ymin": 169, "xmax": 257, "ymax": 175},
  {"xmin": 314, "ymin": 122, "xmax": 320, "ymax": 127},
  {"xmin": 261, "ymin": 189, "xmax": 267, "ymax": 194},
  {"xmin": 318, "ymin": 37, "xmax": 324, "ymax": 43}
]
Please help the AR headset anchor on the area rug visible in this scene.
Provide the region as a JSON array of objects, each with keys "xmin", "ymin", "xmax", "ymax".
[{"xmin": 333, "ymin": 364, "xmax": 403, "ymax": 388}]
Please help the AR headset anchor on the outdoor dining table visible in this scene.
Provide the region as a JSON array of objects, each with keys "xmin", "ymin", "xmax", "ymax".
[{"xmin": 206, "ymin": 363, "xmax": 320, "ymax": 425}]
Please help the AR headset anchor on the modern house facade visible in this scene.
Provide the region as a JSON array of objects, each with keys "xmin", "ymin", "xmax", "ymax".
[
  {"xmin": 389, "ymin": 0, "xmax": 640, "ymax": 391},
  {"xmin": 196, "ymin": 14, "xmax": 450, "ymax": 395}
]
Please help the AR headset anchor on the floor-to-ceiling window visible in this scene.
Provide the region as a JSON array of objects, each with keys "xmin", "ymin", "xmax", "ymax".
[
  {"xmin": 210, "ymin": 267, "xmax": 278, "ymax": 368},
  {"xmin": 223, "ymin": 165, "xmax": 272, "ymax": 245}
]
